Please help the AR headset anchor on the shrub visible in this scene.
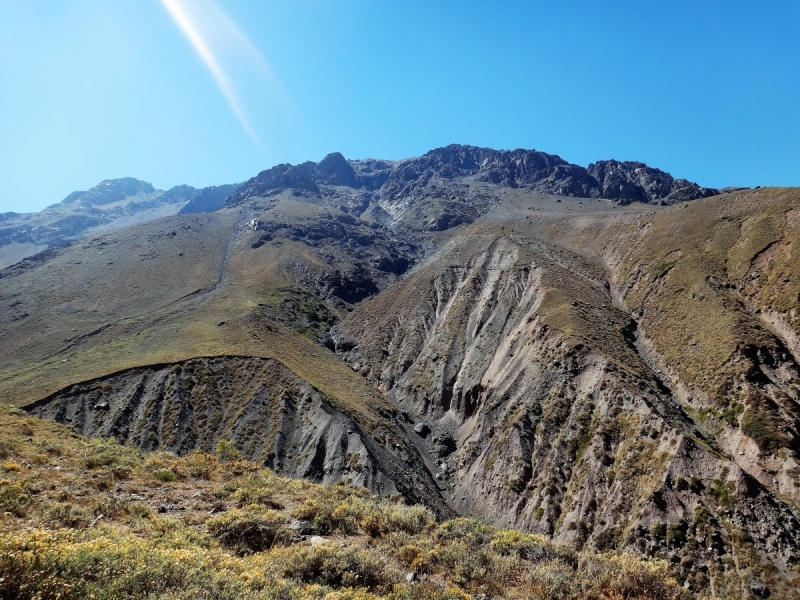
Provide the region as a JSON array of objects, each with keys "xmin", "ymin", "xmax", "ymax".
[
  {"xmin": 224, "ymin": 478, "xmax": 283, "ymax": 509},
  {"xmin": 175, "ymin": 451, "xmax": 217, "ymax": 480},
  {"xmin": 524, "ymin": 562, "xmax": 580, "ymax": 599},
  {"xmin": 0, "ymin": 529, "xmax": 275, "ymax": 600},
  {"xmin": 0, "ymin": 479, "xmax": 27, "ymax": 514},
  {"xmin": 292, "ymin": 484, "xmax": 434, "ymax": 537},
  {"xmin": 649, "ymin": 522, "xmax": 666, "ymax": 539},
  {"xmin": 47, "ymin": 502, "xmax": 92, "ymax": 529},
  {"xmin": 214, "ymin": 440, "xmax": 241, "ymax": 463},
  {"xmin": 274, "ymin": 544, "xmax": 390, "ymax": 590},
  {"xmin": 387, "ymin": 504, "xmax": 435, "ymax": 535},
  {"xmin": 384, "ymin": 534, "xmax": 438, "ymax": 572},
  {"xmin": 207, "ymin": 505, "xmax": 289, "ymax": 554},
  {"xmin": 292, "ymin": 484, "xmax": 373, "ymax": 535},
  {"xmin": 153, "ymin": 470, "xmax": 177, "ymax": 482},
  {"xmin": 578, "ymin": 553, "xmax": 687, "ymax": 600},
  {"xmin": 490, "ymin": 529, "xmax": 575, "ymax": 565},
  {"xmin": 432, "ymin": 541, "xmax": 516, "ymax": 591},
  {"xmin": 39, "ymin": 440, "xmax": 64, "ymax": 456},
  {"xmin": 2, "ymin": 462, "xmax": 22, "ymax": 472},
  {"xmin": 438, "ymin": 518, "xmax": 494, "ymax": 545},
  {"xmin": 709, "ymin": 478, "xmax": 734, "ymax": 508},
  {"xmin": 83, "ymin": 438, "xmax": 138, "ymax": 470},
  {"xmin": 666, "ymin": 521, "xmax": 688, "ymax": 546}
]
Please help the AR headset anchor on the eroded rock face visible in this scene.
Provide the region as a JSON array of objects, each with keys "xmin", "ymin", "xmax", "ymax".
[
  {"xmin": 25, "ymin": 356, "xmax": 450, "ymax": 515},
  {"xmin": 341, "ymin": 232, "xmax": 800, "ymax": 592}
]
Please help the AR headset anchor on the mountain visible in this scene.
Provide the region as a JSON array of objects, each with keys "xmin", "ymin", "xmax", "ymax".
[
  {"xmin": 0, "ymin": 178, "xmax": 239, "ymax": 269},
  {"xmin": 0, "ymin": 402, "xmax": 688, "ymax": 599},
  {"xmin": 179, "ymin": 183, "xmax": 241, "ymax": 214},
  {"xmin": 3, "ymin": 144, "xmax": 799, "ymax": 597}
]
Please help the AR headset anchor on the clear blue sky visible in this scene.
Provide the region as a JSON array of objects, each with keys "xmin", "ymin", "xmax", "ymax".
[{"xmin": 1, "ymin": 1, "xmax": 798, "ymax": 213}]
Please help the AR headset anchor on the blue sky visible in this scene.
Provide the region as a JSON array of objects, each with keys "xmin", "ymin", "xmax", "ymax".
[{"xmin": 1, "ymin": 1, "xmax": 798, "ymax": 213}]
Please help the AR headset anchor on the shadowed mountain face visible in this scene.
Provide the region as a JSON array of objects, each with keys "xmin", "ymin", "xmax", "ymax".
[{"xmin": 5, "ymin": 146, "xmax": 800, "ymax": 596}]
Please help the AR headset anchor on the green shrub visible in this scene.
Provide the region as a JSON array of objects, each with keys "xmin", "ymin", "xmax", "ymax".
[
  {"xmin": 225, "ymin": 478, "xmax": 283, "ymax": 509},
  {"xmin": 438, "ymin": 518, "xmax": 494, "ymax": 545},
  {"xmin": 206, "ymin": 505, "xmax": 289, "ymax": 554},
  {"xmin": 525, "ymin": 562, "xmax": 580, "ymax": 599},
  {"xmin": 0, "ymin": 479, "xmax": 27, "ymax": 514},
  {"xmin": 490, "ymin": 529, "xmax": 576, "ymax": 565},
  {"xmin": 433, "ymin": 541, "xmax": 516, "ymax": 590},
  {"xmin": 649, "ymin": 522, "xmax": 666, "ymax": 539},
  {"xmin": 83, "ymin": 438, "xmax": 138, "ymax": 470},
  {"xmin": 666, "ymin": 521, "xmax": 688, "ymax": 546},
  {"xmin": 387, "ymin": 504, "xmax": 435, "ymax": 535},
  {"xmin": 274, "ymin": 544, "xmax": 390, "ymax": 590},
  {"xmin": 47, "ymin": 502, "xmax": 92, "ymax": 529},
  {"xmin": 214, "ymin": 440, "xmax": 240, "ymax": 463},
  {"xmin": 291, "ymin": 484, "xmax": 373, "ymax": 535},
  {"xmin": 709, "ymin": 478, "xmax": 734, "ymax": 508},
  {"xmin": 292, "ymin": 484, "xmax": 435, "ymax": 537},
  {"xmin": 176, "ymin": 451, "xmax": 216, "ymax": 480},
  {"xmin": 153, "ymin": 469, "xmax": 177, "ymax": 482},
  {"xmin": 0, "ymin": 529, "xmax": 278, "ymax": 600}
]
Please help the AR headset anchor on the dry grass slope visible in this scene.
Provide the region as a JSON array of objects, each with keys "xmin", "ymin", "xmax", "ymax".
[{"xmin": 0, "ymin": 402, "xmax": 689, "ymax": 599}]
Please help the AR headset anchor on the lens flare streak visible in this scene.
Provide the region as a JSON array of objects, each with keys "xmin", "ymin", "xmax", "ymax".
[{"xmin": 159, "ymin": 0, "xmax": 264, "ymax": 144}]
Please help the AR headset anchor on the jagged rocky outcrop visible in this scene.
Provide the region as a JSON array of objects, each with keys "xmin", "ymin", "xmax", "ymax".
[
  {"xmin": 587, "ymin": 159, "xmax": 718, "ymax": 205},
  {"xmin": 227, "ymin": 145, "xmax": 718, "ymax": 210},
  {"xmin": 59, "ymin": 177, "xmax": 157, "ymax": 206},
  {"xmin": 226, "ymin": 153, "xmax": 395, "ymax": 205},
  {"xmin": 223, "ymin": 145, "xmax": 719, "ymax": 242}
]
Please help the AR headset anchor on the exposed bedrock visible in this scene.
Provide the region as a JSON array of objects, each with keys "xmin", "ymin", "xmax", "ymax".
[
  {"xmin": 24, "ymin": 356, "xmax": 451, "ymax": 517},
  {"xmin": 342, "ymin": 235, "xmax": 800, "ymax": 586}
]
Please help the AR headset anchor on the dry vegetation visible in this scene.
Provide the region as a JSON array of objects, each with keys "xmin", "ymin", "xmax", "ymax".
[{"xmin": 0, "ymin": 402, "xmax": 688, "ymax": 599}]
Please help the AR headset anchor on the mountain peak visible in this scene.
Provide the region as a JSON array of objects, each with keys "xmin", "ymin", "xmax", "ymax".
[{"xmin": 59, "ymin": 177, "xmax": 155, "ymax": 206}]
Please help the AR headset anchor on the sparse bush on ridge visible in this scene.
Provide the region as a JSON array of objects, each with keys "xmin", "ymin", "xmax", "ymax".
[
  {"xmin": 207, "ymin": 504, "xmax": 290, "ymax": 554},
  {"xmin": 292, "ymin": 484, "xmax": 435, "ymax": 537},
  {"xmin": 215, "ymin": 439, "xmax": 241, "ymax": 462},
  {"xmin": 82, "ymin": 436, "xmax": 139, "ymax": 470},
  {"xmin": 153, "ymin": 469, "xmax": 178, "ymax": 482},
  {"xmin": 273, "ymin": 544, "xmax": 390, "ymax": 590}
]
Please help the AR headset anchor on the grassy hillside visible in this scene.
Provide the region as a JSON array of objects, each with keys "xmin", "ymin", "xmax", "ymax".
[{"xmin": 0, "ymin": 402, "xmax": 687, "ymax": 599}]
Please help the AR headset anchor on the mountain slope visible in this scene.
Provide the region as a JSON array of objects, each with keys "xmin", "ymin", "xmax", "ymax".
[
  {"xmin": 0, "ymin": 178, "xmax": 239, "ymax": 269},
  {"xmin": 0, "ymin": 401, "xmax": 690, "ymax": 600},
  {"xmin": 339, "ymin": 190, "xmax": 800, "ymax": 596},
  {"xmin": 4, "ymin": 146, "xmax": 798, "ymax": 597}
]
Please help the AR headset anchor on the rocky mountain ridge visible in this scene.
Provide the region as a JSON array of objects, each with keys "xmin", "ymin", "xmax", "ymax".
[{"xmin": 227, "ymin": 145, "xmax": 719, "ymax": 210}]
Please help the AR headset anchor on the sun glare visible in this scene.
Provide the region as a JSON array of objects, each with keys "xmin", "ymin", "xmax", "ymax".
[{"xmin": 159, "ymin": 0, "xmax": 275, "ymax": 145}]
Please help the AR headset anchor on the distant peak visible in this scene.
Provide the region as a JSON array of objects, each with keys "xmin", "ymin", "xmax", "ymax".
[{"xmin": 60, "ymin": 178, "xmax": 155, "ymax": 206}]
